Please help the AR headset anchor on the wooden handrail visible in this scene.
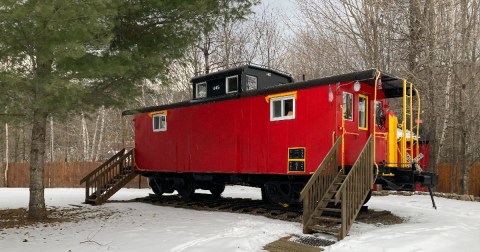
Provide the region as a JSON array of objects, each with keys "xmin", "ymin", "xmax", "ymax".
[
  {"xmin": 95, "ymin": 149, "xmax": 133, "ymax": 180},
  {"xmin": 335, "ymin": 135, "xmax": 374, "ymax": 240},
  {"xmin": 300, "ymin": 136, "xmax": 342, "ymax": 233},
  {"xmin": 81, "ymin": 148, "xmax": 136, "ymax": 205},
  {"xmin": 300, "ymin": 136, "xmax": 342, "ymax": 199},
  {"xmin": 80, "ymin": 148, "xmax": 126, "ymax": 184}
]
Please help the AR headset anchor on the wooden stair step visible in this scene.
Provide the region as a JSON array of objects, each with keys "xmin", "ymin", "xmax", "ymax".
[
  {"xmin": 308, "ymin": 224, "xmax": 340, "ymax": 236},
  {"xmin": 326, "ymin": 199, "xmax": 340, "ymax": 202},
  {"xmin": 319, "ymin": 207, "xmax": 341, "ymax": 213},
  {"xmin": 313, "ymin": 216, "xmax": 342, "ymax": 223}
]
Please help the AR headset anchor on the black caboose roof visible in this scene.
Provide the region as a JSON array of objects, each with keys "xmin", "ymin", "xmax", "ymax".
[{"xmin": 123, "ymin": 68, "xmax": 411, "ymax": 116}]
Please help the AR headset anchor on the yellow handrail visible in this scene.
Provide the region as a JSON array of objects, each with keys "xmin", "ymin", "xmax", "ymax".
[
  {"xmin": 372, "ymin": 69, "xmax": 380, "ymax": 165},
  {"xmin": 401, "ymin": 80, "xmax": 407, "ymax": 167}
]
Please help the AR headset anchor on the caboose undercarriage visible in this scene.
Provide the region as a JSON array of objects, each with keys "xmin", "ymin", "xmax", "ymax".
[{"xmin": 142, "ymin": 171, "xmax": 311, "ymax": 205}]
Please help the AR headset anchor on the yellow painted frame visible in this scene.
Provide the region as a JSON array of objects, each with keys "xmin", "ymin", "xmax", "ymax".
[
  {"xmin": 148, "ymin": 110, "xmax": 168, "ymax": 118},
  {"xmin": 265, "ymin": 91, "xmax": 297, "ymax": 103},
  {"xmin": 358, "ymin": 94, "xmax": 368, "ymax": 130},
  {"xmin": 287, "ymin": 147, "xmax": 306, "ymax": 173}
]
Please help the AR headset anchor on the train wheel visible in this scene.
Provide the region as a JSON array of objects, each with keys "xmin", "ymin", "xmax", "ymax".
[
  {"xmin": 263, "ymin": 182, "xmax": 292, "ymax": 206},
  {"xmin": 209, "ymin": 184, "xmax": 225, "ymax": 197},
  {"xmin": 363, "ymin": 189, "xmax": 372, "ymax": 205},
  {"xmin": 177, "ymin": 177, "xmax": 195, "ymax": 199},
  {"xmin": 148, "ymin": 177, "xmax": 163, "ymax": 196}
]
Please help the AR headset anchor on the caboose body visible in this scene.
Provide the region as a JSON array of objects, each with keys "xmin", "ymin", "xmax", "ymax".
[{"xmin": 123, "ymin": 65, "xmax": 436, "ymax": 204}]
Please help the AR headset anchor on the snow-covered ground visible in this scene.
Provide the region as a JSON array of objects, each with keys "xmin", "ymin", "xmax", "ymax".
[{"xmin": 1, "ymin": 186, "xmax": 479, "ymax": 252}]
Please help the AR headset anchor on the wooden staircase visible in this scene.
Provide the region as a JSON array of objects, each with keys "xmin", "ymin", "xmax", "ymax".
[
  {"xmin": 300, "ymin": 136, "xmax": 374, "ymax": 240},
  {"xmin": 80, "ymin": 148, "xmax": 137, "ymax": 205}
]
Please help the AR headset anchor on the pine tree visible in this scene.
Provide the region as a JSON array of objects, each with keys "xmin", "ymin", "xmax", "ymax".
[{"xmin": 0, "ymin": 0, "xmax": 256, "ymax": 220}]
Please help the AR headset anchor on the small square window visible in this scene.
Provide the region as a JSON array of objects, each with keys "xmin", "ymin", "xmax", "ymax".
[
  {"xmin": 246, "ymin": 75, "xmax": 257, "ymax": 91},
  {"xmin": 153, "ymin": 114, "xmax": 167, "ymax": 132},
  {"xmin": 226, "ymin": 75, "xmax": 238, "ymax": 93},
  {"xmin": 343, "ymin": 92, "xmax": 353, "ymax": 121},
  {"xmin": 270, "ymin": 95, "xmax": 295, "ymax": 121},
  {"xmin": 196, "ymin": 82, "xmax": 207, "ymax": 98}
]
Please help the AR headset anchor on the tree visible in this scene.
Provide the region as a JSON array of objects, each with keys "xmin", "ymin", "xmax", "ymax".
[{"xmin": 0, "ymin": 0, "xmax": 256, "ymax": 220}]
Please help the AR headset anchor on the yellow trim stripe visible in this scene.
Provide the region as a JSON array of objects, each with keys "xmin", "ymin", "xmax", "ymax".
[
  {"xmin": 148, "ymin": 110, "xmax": 168, "ymax": 118},
  {"xmin": 265, "ymin": 91, "xmax": 297, "ymax": 103}
]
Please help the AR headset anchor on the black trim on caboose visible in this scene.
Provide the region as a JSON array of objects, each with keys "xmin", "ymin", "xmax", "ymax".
[{"xmin": 123, "ymin": 68, "xmax": 411, "ymax": 116}]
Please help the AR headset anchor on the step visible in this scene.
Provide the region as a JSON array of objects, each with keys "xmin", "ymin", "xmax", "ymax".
[
  {"xmin": 326, "ymin": 199, "xmax": 342, "ymax": 203},
  {"xmin": 308, "ymin": 224, "xmax": 340, "ymax": 236},
  {"xmin": 313, "ymin": 216, "xmax": 342, "ymax": 223},
  {"xmin": 319, "ymin": 207, "xmax": 341, "ymax": 213}
]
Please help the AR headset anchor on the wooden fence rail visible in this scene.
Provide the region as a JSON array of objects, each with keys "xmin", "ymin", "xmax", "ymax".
[{"xmin": 0, "ymin": 161, "xmax": 148, "ymax": 188}]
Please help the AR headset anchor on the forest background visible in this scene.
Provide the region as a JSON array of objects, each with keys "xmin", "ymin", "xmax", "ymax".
[{"xmin": 1, "ymin": 0, "xmax": 479, "ymax": 196}]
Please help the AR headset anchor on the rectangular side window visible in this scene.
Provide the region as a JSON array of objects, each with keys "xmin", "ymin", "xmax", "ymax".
[
  {"xmin": 343, "ymin": 92, "xmax": 353, "ymax": 121},
  {"xmin": 358, "ymin": 94, "xmax": 368, "ymax": 130},
  {"xmin": 196, "ymin": 82, "xmax": 207, "ymax": 98},
  {"xmin": 226, "ymin": 75, "xmax": 238, "ymax": 93},
  {"xmin": 153, "ymin": 114, "xmax": 167, "ymax": 132},
  {"xmin": 270, "ymin": 95, "xmax": 295, "ymax": 121},
  {"xmin": 246, "ymin": 75, "xmax": 257, "ymax": 91},
  {"xmin": 375, "ymin": 101, "xmax": 385, "ymax": 127}
]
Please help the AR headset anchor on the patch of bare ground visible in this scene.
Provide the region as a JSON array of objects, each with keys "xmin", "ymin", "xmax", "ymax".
[
  {"xmin": 357, "ymin": 209, "xmax": 404, "ymax": 225},
  {"xmin": 0, "ymin": 206, "xmax": 118, "ymax": 230}
]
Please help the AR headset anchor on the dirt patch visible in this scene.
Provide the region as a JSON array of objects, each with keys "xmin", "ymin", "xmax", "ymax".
[
  {"xmin": 357, "ymin": 209, "xmax": 404, "ymax": 225},
  {"xmin": 0, "ymin": 206, "xmax": 117, "ymax": 230}
]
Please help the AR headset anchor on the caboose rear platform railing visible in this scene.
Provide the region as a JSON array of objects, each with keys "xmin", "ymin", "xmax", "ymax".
[
  {"xmin": 300, "ymin": 136, "xmax": 342, "ymax": 233},
  {"xmin": 80, "ymin": 148, "xmax": 137, "ymax": 205},
  {"xmin": 335, "ymin": 135, "xmax": 374, "ymax": 240}
]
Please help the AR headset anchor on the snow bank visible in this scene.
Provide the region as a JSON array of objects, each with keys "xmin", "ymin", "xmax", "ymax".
[{"xmin": 1, "ymin": 187, "xmax": 479, "ymax": 252}]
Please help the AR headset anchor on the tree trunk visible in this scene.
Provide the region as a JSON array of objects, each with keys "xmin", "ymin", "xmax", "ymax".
[
  {"xmin": 94, "ymin": 106, "xmax": 106, "ymax": 161},
  {"xmin": 50, "ymin": 116, "xmax": 54, "ymax": 162},
  {"xmin": 28, "ymin": 109, "xmax": 48, "ymax": 220},
  {"xmin": 4, "ymin": 123, "xmax": 8, "ymax": 187}
]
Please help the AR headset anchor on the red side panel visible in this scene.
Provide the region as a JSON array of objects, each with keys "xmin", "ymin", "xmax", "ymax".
[{"xmin": 135, "ymin": 82, "xmax": 388, "ymax": 175}]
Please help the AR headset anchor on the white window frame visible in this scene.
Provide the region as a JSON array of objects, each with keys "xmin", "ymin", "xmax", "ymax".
[
  {"xmin": 270, "ymin": 95, "xmax": 296, "ymax": 121},
  {"xmin": 226, "ymin": 75, "xmax": 239, "ymax": 94},
  {"xmin": 152, "ymin": 114, "xmax": 167, "ymax": 132},
  {"xmin": 246, "ymin": 75, "xmax": 257, "ymax": 91},
  {"xmin": 196, "ymin": 82, "xmax": 207, "ymax": 98},
  {"xmin": 343, "ymin": 92, "xmax": 353, "ymax": 121}
]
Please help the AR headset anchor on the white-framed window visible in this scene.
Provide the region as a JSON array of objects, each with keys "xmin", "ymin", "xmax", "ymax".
[
  {"xmin": 226, "ymin": 75, "xmax": 239, "ymax": 93},
  {"xmin": 343, "ymin": 92, "xmax": 353, "ymax": 121},
  {"xmin": 196, "ymin": 82, "xmax": 207, "ymax": 98},
  {"xmin": 358, "ymin": 94, "xmax": 368, "ymax": 130},
  {"xmin": 270, "ymin": 95, "xmax": 295, "ymax": 121},
  {"xmin": 246, "ymin": 75, "xmax": 257, "ymax": 91},
  {"xmin": 153, "ymin": 114, "xmax": 167, "ymax": 132}
]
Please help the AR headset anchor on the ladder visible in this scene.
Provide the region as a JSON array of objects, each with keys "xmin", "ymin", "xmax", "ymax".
[
  {"xmin": 300, "ymin": 136, "xmax": 374, "ymax": 240},
  {"xmin": 80, "ymin": 148, "xmax": 137, "ymax": 205}
]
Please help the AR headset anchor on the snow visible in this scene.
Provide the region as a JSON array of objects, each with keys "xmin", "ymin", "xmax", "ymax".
[{"xmin": 1, "ymin": 187, "xmax": 479, "ymax": 252}]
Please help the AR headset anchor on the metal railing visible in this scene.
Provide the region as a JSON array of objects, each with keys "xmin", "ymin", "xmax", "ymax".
[
  {"xmin": 300, "ymin": 136, "xmax": 342, "ymax": 233},
  {"xmin": 335, "ymin": 135, "xmax": 374, "ymax": 240}
]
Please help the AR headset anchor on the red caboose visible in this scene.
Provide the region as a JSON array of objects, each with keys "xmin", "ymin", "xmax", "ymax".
[{"xmin": 123, "ymin": 65, "xmax": 436, "ymax": 204}]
